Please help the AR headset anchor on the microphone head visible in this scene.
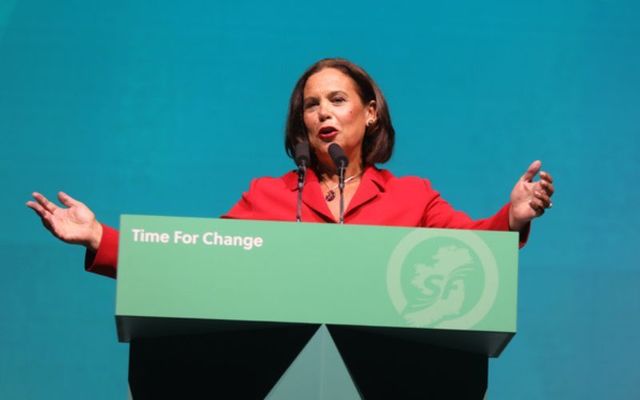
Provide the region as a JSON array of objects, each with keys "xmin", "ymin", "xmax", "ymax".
[
  {"xmin": 294, "ymin": 141, "xmax": 310, "ymax": 167},
  {"xmin": 328, "ymin": 143, "xmax": 349, "ymax": 169}
]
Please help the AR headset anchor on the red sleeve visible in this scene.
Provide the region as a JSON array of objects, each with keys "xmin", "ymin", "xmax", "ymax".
[
  {"xmin": 221, "ymin": 179, "xmax": 256, "ymax": 220},
  {"xmin": 84, "ymin": 223, "xmax": 118, "ymax": 279},
  {"xmin": 420, "ymin": 180, "xmax": 530, "ymax": 248},
  {"xmin": 85, "ymin": 177, "xmax": 260, "ymax": 280}
]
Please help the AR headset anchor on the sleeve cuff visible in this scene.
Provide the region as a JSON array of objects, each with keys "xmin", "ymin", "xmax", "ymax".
[{"xmin": 84, "ymin": 223, "xmax": 118, "ymax": 279}]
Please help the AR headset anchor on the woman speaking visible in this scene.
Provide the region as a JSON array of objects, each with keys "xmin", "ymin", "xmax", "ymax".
[{"xmin": 27, "ymin": 58, "xmax": 554, "ymax": 279}]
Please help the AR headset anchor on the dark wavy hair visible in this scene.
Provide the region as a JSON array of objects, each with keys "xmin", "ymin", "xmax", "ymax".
[{"xmin": 285, "ymin": 58, "xmax": 395, "ymax": 167}]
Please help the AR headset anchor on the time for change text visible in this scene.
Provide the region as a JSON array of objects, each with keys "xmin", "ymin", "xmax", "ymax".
[{"xmin": 131, "ymin": 228, "xmax": 263, "ymax": 250}]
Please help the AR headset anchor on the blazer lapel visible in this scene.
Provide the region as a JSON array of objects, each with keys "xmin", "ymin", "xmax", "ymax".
[{"xmin": 344, "ymin": 166, "xmax": 384, "ymax": 217}]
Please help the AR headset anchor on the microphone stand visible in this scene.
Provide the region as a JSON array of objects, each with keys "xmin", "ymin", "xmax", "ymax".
[
  {"xmin": 294, "ymin": 141, "xmax": 310, "ymax": 223},
  {"xmin": 338, "ymin": 160, "xmax": 345, "ymax": 224},
  {"xmin": 296, "ymin": 162, "xmax": 306, "ymax": 222}
]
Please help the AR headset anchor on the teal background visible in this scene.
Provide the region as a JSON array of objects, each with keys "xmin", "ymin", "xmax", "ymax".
[{"xmin": 1, "ymin": 0, "xmax": 638, "ymax": 398}]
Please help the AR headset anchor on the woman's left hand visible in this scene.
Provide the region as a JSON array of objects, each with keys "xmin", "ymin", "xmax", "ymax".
[{"xmin": 509, "ymin": 160, "xmax": 554, "ymax": 231}]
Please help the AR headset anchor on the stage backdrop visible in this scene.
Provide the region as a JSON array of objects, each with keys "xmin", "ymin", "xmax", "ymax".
[{"xmin": 1, "ymin": 1, "xmax": 638, "ymax": 398}]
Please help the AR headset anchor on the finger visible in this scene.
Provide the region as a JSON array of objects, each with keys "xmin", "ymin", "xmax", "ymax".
[
  {"xmin": 58, "ymin": 191, "xmax": 79, "ymax": 207},
  {"xmin": 540, "ymin": 170, "xmax": 554, "ymax": 184},
  {"xmin": 26, "ymin": 201, "xmax": 48, "ymax": 218},
  {"xmin": 40, "ymin": 214, "xmax": 52, "ymax": 227},
  {"xmin": 521, "ymin": 160, "xmax": 542, "ymax": 182},
  {"xmin": 534, "ymin": 190, "xmax": 552, "ymax": 208},
  {"xmin": 32, "ymin": 192, "xmax": 58, "ymax": 213},
  {"xmin": 540, "ymin": 179, "xmax": 555, "ymax": 196},
  {"xmin": 531, "ymin": 195, "xmax": 552, "ymax": 212},
  {"xmin": 529, "ymin": 200, "xmax": 545, "ymax": 216}
]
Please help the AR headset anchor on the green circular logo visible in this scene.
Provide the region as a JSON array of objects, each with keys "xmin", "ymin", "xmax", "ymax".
[{"xmin": 387, "ymin": 230, "xmax": 498, "ymax": 329}]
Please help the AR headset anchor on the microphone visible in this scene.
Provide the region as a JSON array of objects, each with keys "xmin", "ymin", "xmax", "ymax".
[
  {"xmin": 294, "ymin": 141, "xmax": 310, "ymax": 169},
  {"xmin": 328, "ymin": 143, "xmax": 348, "ymax": 171},
  {"xmin": 328, "ymin": 143, "xmax": 348, "ymax": 224},
  {"xmin": 294, "ymin": 141, "xmax": 310, "ymax": 222}
]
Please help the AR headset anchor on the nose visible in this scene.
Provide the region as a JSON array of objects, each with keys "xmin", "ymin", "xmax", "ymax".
[{"xmin": 317, "ymin": 101, "xmax": 331, "ymax": 122}]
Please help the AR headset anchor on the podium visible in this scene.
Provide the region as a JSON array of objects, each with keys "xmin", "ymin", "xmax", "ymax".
[{"xmin": 116, "ymin": 215, "xmax": 519, "ymax": 399}]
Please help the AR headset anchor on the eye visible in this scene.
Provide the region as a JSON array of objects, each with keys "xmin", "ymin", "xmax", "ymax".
[
  {"xmin": 303, "ymin": 100, "xmax": 318, "ymax": 110},
  {"xmin": 331, "ymin": 96, "xmax": 346, "ymax": 104}
]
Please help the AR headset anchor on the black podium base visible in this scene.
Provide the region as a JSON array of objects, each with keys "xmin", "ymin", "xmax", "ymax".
[
  {"xmin": 329, "ymin": 325, "xmax": 487, "ymax": 399},
  {"xmin": 128, "ymin": 324, "xmax": 488, "ymax": 399},
  {"xmin": 128, "ymin": 324, "xmax": 317, "ymax": 399}
]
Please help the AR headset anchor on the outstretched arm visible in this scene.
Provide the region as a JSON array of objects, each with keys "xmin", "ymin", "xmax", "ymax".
[{"xmin": 27, "ymin": 191, "xmax": 118, "ymax": 278}]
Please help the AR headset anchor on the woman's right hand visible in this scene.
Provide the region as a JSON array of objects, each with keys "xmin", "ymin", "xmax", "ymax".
[{"xmin": 27, "ymin": 192, "xmax": 103, "ymax": 251}]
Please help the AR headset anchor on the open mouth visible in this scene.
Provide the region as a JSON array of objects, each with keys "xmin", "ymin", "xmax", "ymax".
[{"xmin": 318, "ymin": 126, "xmax": 338, "ymax": 140}]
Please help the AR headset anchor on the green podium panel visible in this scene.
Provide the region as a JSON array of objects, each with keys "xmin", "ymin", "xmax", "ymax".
[{"xmin": 116, "ymin": 215, "xmax": 519, "ymax": 357}]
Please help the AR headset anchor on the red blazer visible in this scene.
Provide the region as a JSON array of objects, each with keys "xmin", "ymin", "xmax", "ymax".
[{"xmin": 86, "ymin": 166, "xmax": 528, "ymax": 279}]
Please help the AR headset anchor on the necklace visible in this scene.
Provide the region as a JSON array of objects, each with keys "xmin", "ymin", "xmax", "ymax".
[{"xmin": 321, "ymin": 173, "xmax": 361, "ymax": 202}]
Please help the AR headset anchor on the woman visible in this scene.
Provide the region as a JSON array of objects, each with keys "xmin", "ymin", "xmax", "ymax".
[{"xmin": 27, "ymin": 58, "xmax": 554, "ymax": 279}]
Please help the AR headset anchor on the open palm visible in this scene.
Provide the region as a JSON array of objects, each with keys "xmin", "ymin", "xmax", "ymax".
[{"xmin": 27, "ymin": 192, "xmax": 102, "ymax": 250}]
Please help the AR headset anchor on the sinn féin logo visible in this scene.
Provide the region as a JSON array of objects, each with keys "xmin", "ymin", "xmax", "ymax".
[{"xmin": 387, "ymin": 230, "xmax": 498, "ymax": 329}]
